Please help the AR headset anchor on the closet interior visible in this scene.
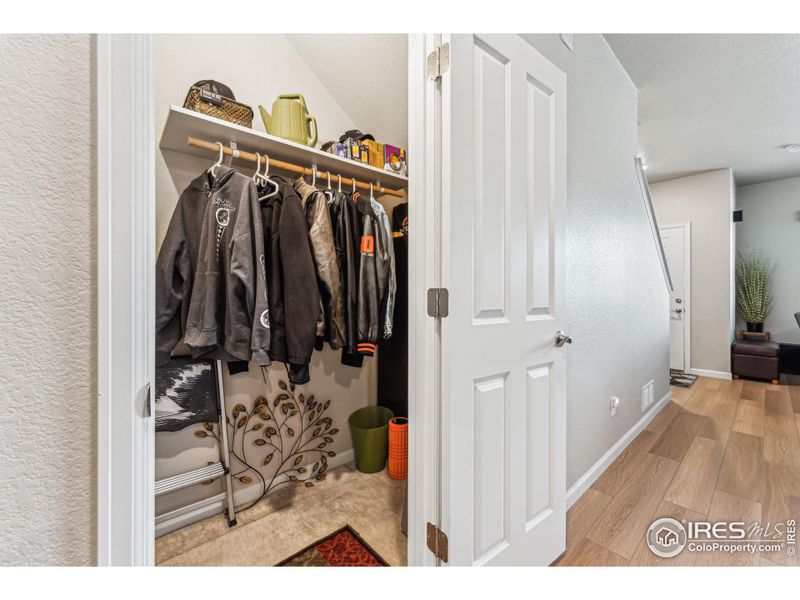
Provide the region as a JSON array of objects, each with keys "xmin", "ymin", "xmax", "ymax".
[{"xmin": 153, "ymin": 34, "xmax": 410, "ymax": 567}]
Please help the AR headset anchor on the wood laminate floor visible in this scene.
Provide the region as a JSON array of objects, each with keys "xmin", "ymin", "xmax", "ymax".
[{"xmin": 558, "ymin": 377, "xmax": 800, "ymax": 567}]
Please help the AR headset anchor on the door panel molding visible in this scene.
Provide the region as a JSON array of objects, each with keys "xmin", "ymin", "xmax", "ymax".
[
  {"xmin": 525, "ymin": 75, "xmax": 555, "ymax": 318},
  {"xmin": 525, "ymin": 363, "xmax": 553, "ymax": 523},
  {"xmin": 472, "ymin": 373, "xmax": 509, "ymax": 561},
  {"xmin": 472, "ymin": 39, "xmax": 510, "ymax": 323}
]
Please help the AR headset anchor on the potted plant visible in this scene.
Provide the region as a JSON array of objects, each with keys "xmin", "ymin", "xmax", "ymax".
[{"xmin": 735, "ymin": 251, "xmax": 774, "ymax": 332}]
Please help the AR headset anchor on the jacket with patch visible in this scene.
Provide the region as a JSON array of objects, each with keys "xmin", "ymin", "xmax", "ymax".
[
  {"xmin": 354, "ymin": 192, "xmax": 391, "ymax": 356},
  {"xmin": 156, "ymin": 166, "xmax": 271, "ymax": 366}
]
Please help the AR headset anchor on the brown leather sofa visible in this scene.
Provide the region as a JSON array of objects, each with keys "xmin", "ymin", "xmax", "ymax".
[{"xmin": 731, "ymin": 339, "xmax": 780, "ymax": 384}]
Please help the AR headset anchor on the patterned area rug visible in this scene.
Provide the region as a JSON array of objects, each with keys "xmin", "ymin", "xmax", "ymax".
[
  {"xmin": 670, "ymin": 369, "xmax": 698, "ymax": 388},
  {"xmin": 276, "ymin": 525, "xmax": 389, "ymax": 566}
]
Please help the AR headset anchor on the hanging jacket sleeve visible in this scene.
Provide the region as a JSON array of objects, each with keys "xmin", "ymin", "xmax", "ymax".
[{"xmin": 155, "ymin": 206, "xmax": 191, "ymax": 366}]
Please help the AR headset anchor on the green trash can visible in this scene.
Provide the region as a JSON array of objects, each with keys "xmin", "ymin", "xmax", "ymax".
[{"xmin": 348, "ymin": 406, "xmax": 394, "ymax": 473}]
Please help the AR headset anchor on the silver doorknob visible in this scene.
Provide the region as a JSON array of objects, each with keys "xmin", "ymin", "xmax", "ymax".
[{"xmin": 555, "ymin": 330, "xmax": 573, "ymax": 347}]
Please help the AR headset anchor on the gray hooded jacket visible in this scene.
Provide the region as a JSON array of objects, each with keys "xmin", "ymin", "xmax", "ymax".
[{"xmin": 156, "ymin": 166, "xmax": 271, "ymax": 365}]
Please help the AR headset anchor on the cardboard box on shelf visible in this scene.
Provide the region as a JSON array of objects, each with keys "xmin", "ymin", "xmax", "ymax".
[
  {"xmin": 342, "ymin": 138, "xmax": 359, "ymax": 163},
  {"xmin": 364, "ymin": 140, "xmax": 385, "ymax": 169},
  {"xmin": 358, "ymin": 142, "xmax": 371, "ymax": 165},
  {"xmin": 326, "ymin": 142, "xmax": 350, "ymax": 159},
  {"xmin": 384, "ymin": 144, "xmax": 407, "ymax": 176}
]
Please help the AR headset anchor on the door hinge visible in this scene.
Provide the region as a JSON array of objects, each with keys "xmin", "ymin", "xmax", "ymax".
[
  {"xmin": 427, "ymin": 522, "xmax": 449, "ymax": 563},
  {"xmin": 427, "ymin": 287, "xmax": 449, "ymax": 318},
  {"xmin": 427, "ymin": 43, "xmax": 450, "ymax": 81}
]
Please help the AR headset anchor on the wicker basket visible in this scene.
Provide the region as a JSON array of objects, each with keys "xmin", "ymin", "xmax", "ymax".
[{"xmin": 183, "ymin": 82, "xmax": 253, "ymax": 128}]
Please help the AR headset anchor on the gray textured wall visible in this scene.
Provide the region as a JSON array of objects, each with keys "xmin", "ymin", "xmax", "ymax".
[
  {"xmin": 0, "ymin": 35, "xmax": 96, "ymax": 565},
  {"xmin": 520, "ymin": 34, "xmax": 671, "ymax": 490},
  {"xmin": 737, "ymin": 176, "xmax": 800, "ymax": 335}
]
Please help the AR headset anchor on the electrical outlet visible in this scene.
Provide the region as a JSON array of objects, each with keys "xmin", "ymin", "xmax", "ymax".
[
  {"xmin": 642, "ymin": 380, "xmax": 655, "ymax": 412},
  {"xmin": 610, "ymin": 396, "xmax": 620, "ymax": 417}
]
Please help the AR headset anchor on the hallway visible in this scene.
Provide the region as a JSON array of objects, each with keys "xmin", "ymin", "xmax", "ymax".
[{"xmin": 558, "ymin": 377, "xmax": 800, "ymax": 566}]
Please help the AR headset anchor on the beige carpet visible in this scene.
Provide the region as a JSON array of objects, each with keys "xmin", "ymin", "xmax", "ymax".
[{"xmin": 157, "ymin": 462, "xmax": 407, "ymax": 566}]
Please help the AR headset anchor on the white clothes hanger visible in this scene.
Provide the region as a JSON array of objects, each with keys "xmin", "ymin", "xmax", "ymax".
[
  {"xmin": 308, "ymin": 165, "xmax": 317, "ymax": 188},
  {"xmin": 209, "ymin": 142, "xmax": 225, "ymax": 180},
  {"xmin": 252, "ymin": 152, "xmax": 263, "ymax": 183},
  {"xmin": 255, "ymin": 153, "xmax": 270, "ymax": 187},
  {"xmin": 369, "ymin": 182, "xmax": 375, "ymax": 202},
  {"xmin": 258, "ymin": 154, "xmax": 279, "ymax": 200},
  {"xmin": 324, "ymin": 170, "xmax": 334, "ymax": 204},
  {"xmin": 337, "ymin": 173, "xmax": 343, "ymax": 193},
  {"xmin": 352, "ymin": 177, "xmax": 357, "ymax": 194}
]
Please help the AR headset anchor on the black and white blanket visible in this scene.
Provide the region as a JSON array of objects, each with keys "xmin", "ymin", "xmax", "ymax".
[{"xmin": 155, "ymin": 356, "xmax": 219, "ymax": 432}]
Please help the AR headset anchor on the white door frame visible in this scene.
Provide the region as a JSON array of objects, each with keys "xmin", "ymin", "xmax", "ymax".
[
  {"xmin": 97, "ymin": 33, "xmax": 440, "ymax": 567},
  {"xmin": 407, "ymin": 33, "xmax": 443, "ymax": 566},
  {"xmin": 97, "ymin": 33, "xmax": 155, "ymax": 566},
  {"xmin": 660, "ymin": 222, "xmax": 692, "ymax": 373}
]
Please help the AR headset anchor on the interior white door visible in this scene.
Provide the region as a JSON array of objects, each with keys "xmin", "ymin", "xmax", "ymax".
[
  {"xmin": 660, "ymin": 225, "xmax": 687, "ymax": 372},
  {"xmin": 440, "ymin": 34, "xmax": 567, "ymax": 566}
]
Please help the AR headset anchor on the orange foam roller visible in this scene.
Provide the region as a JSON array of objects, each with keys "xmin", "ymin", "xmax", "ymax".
[{"xmin": 387, "ymin": 417, "xmax": 408, "ymax": 480}]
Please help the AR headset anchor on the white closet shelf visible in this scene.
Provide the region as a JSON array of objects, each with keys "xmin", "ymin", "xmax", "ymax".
[{"xmin": 159, "ymin": 105, "xmax": 409, "ymax": 192}]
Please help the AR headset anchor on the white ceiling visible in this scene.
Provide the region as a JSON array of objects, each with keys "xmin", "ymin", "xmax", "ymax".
[
  {"xmin": 605, "ymin": 34, "xmax": 800, "ymax": 186},
  {"xmin": 287, "ymin": 34, "xmax": 408, "ymax": 148}
]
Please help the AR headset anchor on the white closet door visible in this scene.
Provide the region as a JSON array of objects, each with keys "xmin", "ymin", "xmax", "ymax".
[{"xmin": 440, "ymin": 33, "xmax": 567, "ymax": 566}]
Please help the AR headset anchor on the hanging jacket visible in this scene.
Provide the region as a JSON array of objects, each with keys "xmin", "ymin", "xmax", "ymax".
[
  {"xmin": 354, "ymin": 191, "xmax": 391, "ymax": 356},
  {"xmin": 329, "ymin": 191, "xmax": 356, "ymax": 346},
  {"xmin": 156, "ymin": 178, "xmax": 204, "ymax": 366},
  {"xmin": 259, "ymin": 176, "xmax": 320, "ymax": 384},
  {"xmin": 156, "ymin": 166, "xmax": 271, "ymax": 366},
  {"xmin": 369, "ymin": 197, "xmax": 396, "ymax": 338},
  {"xmin": 330, "ymin": 190, "xmax": 363, "ymax": 367},
  {"xmin": 293, "ymin": 178, "xmax": 346, "ymax": 349}
]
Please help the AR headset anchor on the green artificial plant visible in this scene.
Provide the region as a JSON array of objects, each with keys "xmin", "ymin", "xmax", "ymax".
[{"xmin": 735, "ymin": 251, "xmax": 774, "ymax": 324}]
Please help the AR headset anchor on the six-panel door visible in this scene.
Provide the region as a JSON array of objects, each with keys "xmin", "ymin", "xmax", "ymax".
[{"xmin": 441, "ymin": 33, "xmax": 567, "ymax": 566}]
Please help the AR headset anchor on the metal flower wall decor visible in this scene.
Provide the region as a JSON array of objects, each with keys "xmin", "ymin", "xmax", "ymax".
[{"xmin": 195, "ymin": 379, "xmax": 338, "ymax": 512}]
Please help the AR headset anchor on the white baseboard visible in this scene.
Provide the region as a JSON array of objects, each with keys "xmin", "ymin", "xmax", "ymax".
[
  {"xmin": 566, "ymin": 390, "xmax": 672, "ymax": 509},
  {"xmin": 688, "ymin": 368, "xmax": 732, "ymax": 380},
  {"xmin": 156, "ymin": 448, "xmax": 355, "ymax": 537}
]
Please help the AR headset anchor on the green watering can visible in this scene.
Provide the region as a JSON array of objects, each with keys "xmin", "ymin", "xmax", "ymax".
[{"xmin": 259, "ymin": 94, "xmax": 318, "ymax": 147}]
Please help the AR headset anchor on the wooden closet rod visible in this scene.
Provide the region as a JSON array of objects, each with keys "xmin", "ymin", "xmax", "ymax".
[{"xmin": 186, "ymin": 136, "xmax": 406, "ymax": 199}]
